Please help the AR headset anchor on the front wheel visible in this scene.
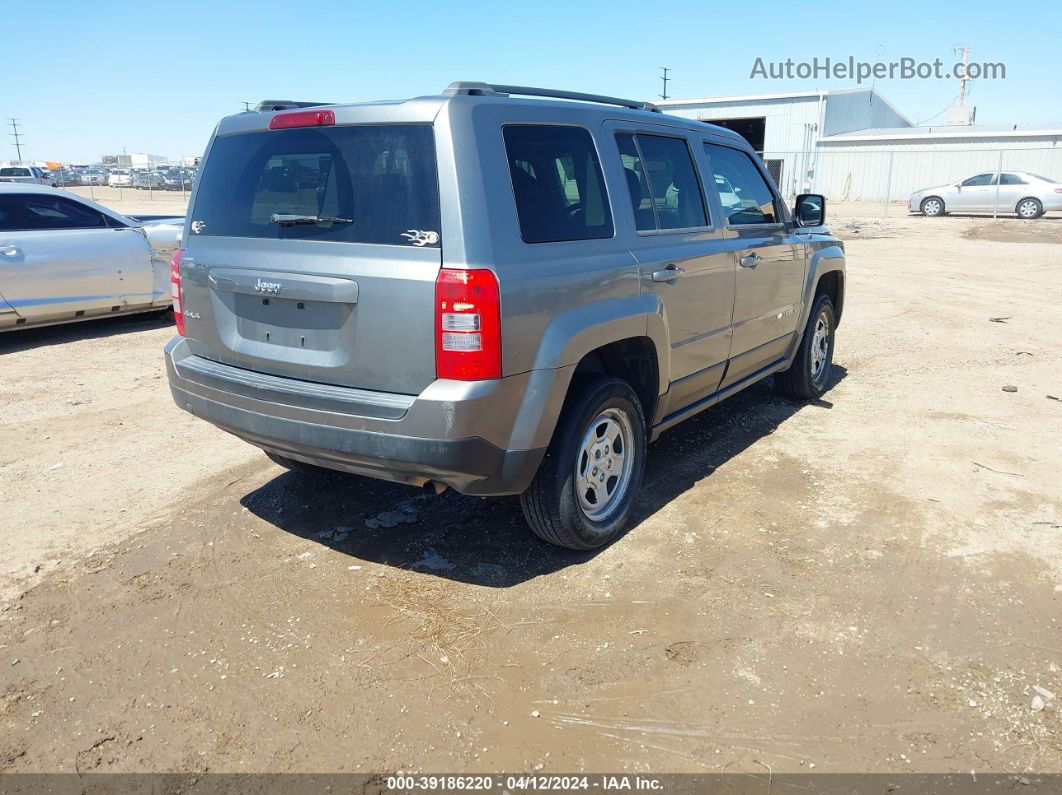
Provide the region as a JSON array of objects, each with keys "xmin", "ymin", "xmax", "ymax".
[
  {"xmin": 520, "ymin": 376, "xmax": 646, "ymax": 550},
  {"xmin": 775, "ymin": 294, "xmax": 836, "ymax": 400},
  {"xmin": 920, "ymin": 196, "xmax": 946, "ymax": 217},
  {"xmin": 1016, "ymin": 197, "xmax": 1044, "ymax": 219}
]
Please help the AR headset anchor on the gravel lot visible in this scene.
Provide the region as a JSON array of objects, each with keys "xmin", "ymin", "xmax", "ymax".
[{"xmin": 1, "ymin": 208, "xmax": 1060, "ymax": 774}]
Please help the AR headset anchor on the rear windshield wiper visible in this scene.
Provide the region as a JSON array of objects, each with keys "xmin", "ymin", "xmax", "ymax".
[{"xmin": 269, "ymin": 213, "xmax": 353, "ymax": 226}]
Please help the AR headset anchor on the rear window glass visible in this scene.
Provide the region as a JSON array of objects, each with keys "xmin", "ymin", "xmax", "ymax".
[
  {"xmin": 503, "ymin": 125, "xmax": 613, "ymax": 244},
  {"xmin": 190, "ymin": 124, "xmax": 441, "ymax": 247},
  {"xmin": 0, "ymin": 168, "xmax": 32, "ymax": 177}
]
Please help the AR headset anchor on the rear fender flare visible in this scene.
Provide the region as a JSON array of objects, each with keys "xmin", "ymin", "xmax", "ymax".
[
  {"xmin": 515, "ymin": 294, "xmax": 669, "ymax": 449},
  {"xmin": 530, "ymin": 293, "xmax": 669, "ymax": 395}
]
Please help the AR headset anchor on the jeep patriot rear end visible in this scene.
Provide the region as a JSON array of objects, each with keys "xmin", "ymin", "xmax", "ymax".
[{"xmin": 166, "ymin": 83, "xmax": 845, "ymax": 549}]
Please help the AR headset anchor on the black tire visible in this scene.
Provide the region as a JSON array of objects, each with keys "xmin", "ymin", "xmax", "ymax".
[
  {"xmin": 920, "ymin": 196, "xmax": 946, "ymax": 217},
  {"xmin": 1015, "ymin": 197, "xmax": 1044, "ymax": 220},
  {"xmin": 520, "ymin": 375, "xmax": 647, "ymax": 550},
  {"xmin": 775, "ymin": 294, "xmax": 836, "ymax": 400},
  {"xmin": 265, "ymin": 450, "xmax": 333, "ymax": 476}
]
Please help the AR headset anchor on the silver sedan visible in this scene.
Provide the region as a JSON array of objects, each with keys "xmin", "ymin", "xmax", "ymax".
[
  {"xmin": 909, "ymin": 171, "xmax": 1062, "ymax": 219},
  {"xmin": 0, "ymin": 184, "xmax": 183, "ymax": 331}
]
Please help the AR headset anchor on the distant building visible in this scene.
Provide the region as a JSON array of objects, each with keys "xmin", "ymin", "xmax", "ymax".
[
  {"xmin": 655, "ymin": 89, "xmax": 1062, "ymax": 202},
  {"xmin": 129, "ymin": 153, "xmax": 168, "ymax": 168}
]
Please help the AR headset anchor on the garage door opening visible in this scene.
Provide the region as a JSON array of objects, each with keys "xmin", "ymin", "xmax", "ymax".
[{"xmin": 701, "ymin": 117, "xmax": 766, "ymax": 154}]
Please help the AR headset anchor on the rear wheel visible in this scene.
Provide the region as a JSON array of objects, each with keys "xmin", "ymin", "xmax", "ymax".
[
  {"xmin": 920, "ymin": 196, "xmax": 946, "ymax": 217},
  {"xmin": 520, "ymin": 376, "xmax": 646, "ymax": 550},
  {"xmin": 1016, "ymin": 197, "xmax": 1044, "ymax": 219},
  {"xmin": 774, "ymin": 294, "xmax": 836, "ymax": 400}
]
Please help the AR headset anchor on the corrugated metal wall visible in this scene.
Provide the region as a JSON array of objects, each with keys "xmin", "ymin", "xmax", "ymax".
[
  {"xmin": 661, "ymin": 96, "xmax": 822, "ymax": 195},
  {"xmin": 811, "ymin": 138, "xmax": 1062, "ymax": 201},
  {"xmin": 658, "ymin": 93, "xmax": 1062, "ymax": 202}
]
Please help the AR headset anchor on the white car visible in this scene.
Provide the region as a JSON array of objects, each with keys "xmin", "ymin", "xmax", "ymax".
[
  {"xmin": 108, "ymin": 169, "xmax": 133, "ymax": 187},
  {"xmin": 909, "ymin": 171, "xmax": 1062, "ymax": 219},
  {"xmin": 0, "ymin": 184, "xmax": 183, "ymax": 331}
]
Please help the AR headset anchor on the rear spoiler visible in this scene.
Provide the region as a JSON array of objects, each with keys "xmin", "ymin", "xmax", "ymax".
[{"xmin": 253, "ymin": 100, "xmax": 331, "ymax": 112}]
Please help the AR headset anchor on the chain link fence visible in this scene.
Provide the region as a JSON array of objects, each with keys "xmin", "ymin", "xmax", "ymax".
[
  {"xmin": 763, "ymin": 145, "xmax": 1062, "ymax": 217},
  {"xmin": 51, "ymin": 161, "xmax": 196, "ymax": 208}
]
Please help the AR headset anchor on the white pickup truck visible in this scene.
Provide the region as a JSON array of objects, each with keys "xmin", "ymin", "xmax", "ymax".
[{"xmin": 0, "ymin": 165, "xmax": 57, "ymax": 187}]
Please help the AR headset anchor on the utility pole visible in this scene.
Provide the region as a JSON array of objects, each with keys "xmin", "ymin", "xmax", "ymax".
[
  {"xmin": 659, "ymin": 67, "xmax": 671, "ymax": 101},
  {"xmin": 8, "ymin": 118, "xmax": 24, "ymax": 163},
  {"xmin": 241, "ymin": 101, "xmax": 253, "ymax": 111},
  {"xmin": 954, "ymin": 45, "xmax": 971, "ymax": 105}
]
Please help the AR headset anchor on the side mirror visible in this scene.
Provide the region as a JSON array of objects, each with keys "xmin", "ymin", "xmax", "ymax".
[{"xmin": 793, "ymin": 193, "xmax": 825, "ymax": 227}]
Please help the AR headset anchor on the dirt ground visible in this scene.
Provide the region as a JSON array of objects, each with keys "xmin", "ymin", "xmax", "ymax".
[{"xmin": 1, "ymin": 208, "xmax": 1060, "ymax": 775}]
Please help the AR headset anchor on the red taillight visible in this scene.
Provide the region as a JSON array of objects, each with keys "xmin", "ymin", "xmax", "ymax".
[
  {"xmin": 268, "ymin": 109, "xmax": 335, "ymax": 130},
  {"xmin": 435, "ymin": 269, "xmax": 501, "ymax": 381},
  {"xmin": 170, "ymin": 248, "xmax": 185, "ymax": 336}
]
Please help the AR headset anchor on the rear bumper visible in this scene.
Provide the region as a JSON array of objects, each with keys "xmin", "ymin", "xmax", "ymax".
[{"xmin": 164, "ymin": 337, "xmax": 565, "ymax": 496}]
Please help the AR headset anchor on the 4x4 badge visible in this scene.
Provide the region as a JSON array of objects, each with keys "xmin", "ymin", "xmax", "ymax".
[{"xmin": 401, "ymin": 229, "xmax": 439, "ymax": 246}]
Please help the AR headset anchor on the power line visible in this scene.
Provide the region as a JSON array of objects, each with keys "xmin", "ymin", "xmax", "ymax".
[
  {"xmin": 8, "ymin": 118, "xmax": 24, "ymax": 163},
  {"xmin": 659, "ymin": 67, "xmax": 671, "ymax": 101}
]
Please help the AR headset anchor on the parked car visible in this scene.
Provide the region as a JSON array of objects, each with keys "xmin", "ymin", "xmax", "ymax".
[
  {"xmin": 108, "ymin": 169, "xmax": 133, "ymax": 187},
  {"xmin": 79, "ymin": 168, "xmax": 110, "ymax": 186},
  {"xmin": 0, "ymin": 165, "xmax": 54, "ymax": 186},
  {"xmin": 133, "ymin": 170, "xmax": 167, "ymax": 190},
  {"xmin": 0, "ymin": 184, "xmax": 183, "ymax": 331},
  {"xmin": 52, "ymin": 169, "xmax": 81, "ymax": 187},
  {"xmin": 910, "ymin": 171, "xmax": 1062, "ymax": 219},
  {"xmin": 165, "ymin": 82, "xmax": 844, "ymax": 549},
  {"xmin": 160, "ymin": 168, "xmax": 194, "ymax": 191}
]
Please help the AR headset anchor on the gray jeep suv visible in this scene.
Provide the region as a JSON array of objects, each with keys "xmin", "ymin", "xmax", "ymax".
[{"xmin": 165, "ymin": 83, "xmax": 845, "ymax": 550}]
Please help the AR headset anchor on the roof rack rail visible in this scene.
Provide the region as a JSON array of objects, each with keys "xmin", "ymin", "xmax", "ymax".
[
  {"xmin": 443, "ymin": 82, "xmax": 661, "ymax": 113},
  {"xmin": 254, "ymin": 100, "xmax": 331, "ymax": 112}
]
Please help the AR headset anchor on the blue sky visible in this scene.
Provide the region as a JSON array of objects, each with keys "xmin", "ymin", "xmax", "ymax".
[{"xmin": 3, "ymin": 0, "xmax": 1059, "ymax": 162}]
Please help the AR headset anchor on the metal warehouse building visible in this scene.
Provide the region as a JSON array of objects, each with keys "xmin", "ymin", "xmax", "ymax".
[{"xmin": 656, "ymin": 90, "xmax": 1062, "ymax": 204}]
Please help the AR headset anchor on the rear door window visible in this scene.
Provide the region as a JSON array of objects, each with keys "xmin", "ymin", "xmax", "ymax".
[
  {"xmin": 999, "ymin": 173, "xmax": 1027, "ymax": 185},
  {"xmin": 190, "ymin": 124, "xmax": 441, "ymax": 247},
  {"xmin": 615, "ymin": 134, "xmax": 655, "ymax": 232},
  {"xmin": 0, "ymin": 194, "xmax": 110, "ymax": 231},
  {"xmin": 613, "ymin": 133, "xmax": 708, "ymax": 231},
  {"xmin": 703, "ymin": 143, "xmax": 780, "ymax": 225},
  {"xmin": 502, "ymin": 125, "xmax": 613, "ymax": 244}
]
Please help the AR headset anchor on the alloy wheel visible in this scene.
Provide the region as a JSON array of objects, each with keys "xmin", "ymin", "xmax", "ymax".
[
  {"xmin": 575, "ymin": 408, "xmax": 635, "ymax": 522},
  {"xmin": 810, "ymin": 312, "xmax": 831, "ymax": 383}
]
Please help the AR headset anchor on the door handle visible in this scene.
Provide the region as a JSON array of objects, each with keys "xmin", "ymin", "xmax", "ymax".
[
  {"xmin": 651, "ymin": 264, "xmax": 686, "ymax": 283},
  {"xmin": 739, "ymin": 253, "xmax": 761, "ymax": 268},
  {"xmin": 0, "ymin": 245, "xmax": 20, "ymax": 257}
]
